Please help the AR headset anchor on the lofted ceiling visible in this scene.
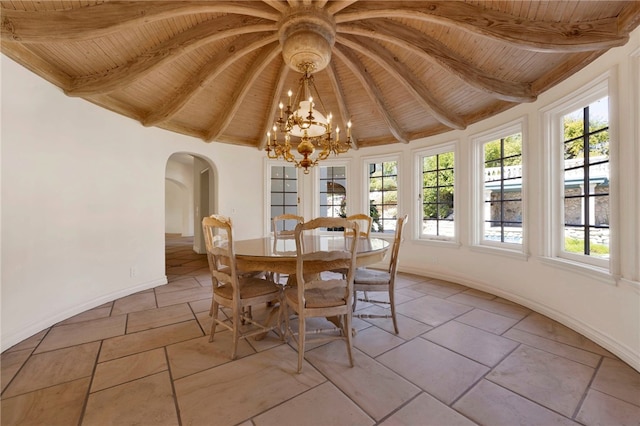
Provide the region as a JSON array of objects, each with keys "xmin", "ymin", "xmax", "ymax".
[{"xmin": 2, "ymin": 1, "xmax": 639, "ymax": 151}]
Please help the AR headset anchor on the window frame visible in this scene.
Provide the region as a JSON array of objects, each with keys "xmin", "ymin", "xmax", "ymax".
[
  {"xmin": 413, "ymin": 141, "xmax": 459, "ymax": 244},
  {"xmin": 264, "ymin": 159, "xmax": 301, "ymax": 235},
  {"xmin": 561, "ymin": 99, "xmax": 610, "ymax": 262},
  {"xmin": 312, "ymin": 160, "xmax": 351, "ymax": 227},
  {"xmin": 471, "ymin": 118, "xmax": 528, "ymax": 258},
  {"xmin": 541, "ymin": 72, "xmax": 618, "ymax": 281},
  {"xmin": 362, "ymin": 154, "xmax": 401, "ymax": 235}
]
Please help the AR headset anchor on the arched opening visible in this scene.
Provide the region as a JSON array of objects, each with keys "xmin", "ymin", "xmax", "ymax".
[{"xmin": 165, "ymin": 153, "xmax": 217, "ymax": 272}]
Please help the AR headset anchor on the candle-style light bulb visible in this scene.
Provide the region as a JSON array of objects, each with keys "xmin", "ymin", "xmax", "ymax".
[
  {"xmin": 287, "ymin": 90, "xmax": 292, "ymax": 108},
  {"xmin": 279, "ymin": 102, "xmax": 283, "ymax": 118},
  {"xmin": 347, "ymin": 120, "xmax": 352, "ymax": 138},
  {"xmin": 308, "ymin": 97, "xmax": 313, "ymax": 114},
  {"xmin": 336, "ymin": 126, "xmax": 340, "ymax": 141}
]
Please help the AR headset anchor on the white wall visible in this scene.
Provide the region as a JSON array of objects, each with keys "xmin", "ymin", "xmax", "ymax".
[
  {"xmin": 164, "ymin": 179, "xmax": 186, "ymax": 234},
  {"xmin": 0, "ymin": 56, "xmax": 265, "ymax": 350},
  {"xmin": 1, "ymin": 28, "xmax": 638, "ymax": 371}
]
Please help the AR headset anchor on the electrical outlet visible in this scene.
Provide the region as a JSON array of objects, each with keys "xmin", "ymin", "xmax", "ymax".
[{"xmin": 130, "ymin": 267, "xmax": 138, "ymax": 277}]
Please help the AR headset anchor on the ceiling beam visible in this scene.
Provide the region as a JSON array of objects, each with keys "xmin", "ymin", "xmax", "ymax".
[
  {"xmin": 66, "ymin": 18, "xmax": 276, "ymax": 96},
  {"xmin": 0, "ymin": 41, "xmax": 71, "ymax": 89},
  {"xmin": 324, "ymin": 61, "xmax": 359, "ymax": 149},
  {"xmin": 143, "ymin": 33, "xmax": 278, "ymax": 127},
  {"xmin": 206, "ymin": 44, "xmax": 281, "ymax": 142},
  {"xmin": 333, "ymin": 44, "xmax": 409, "ymax": 144},
  {"xmin": 261, "ymin": 0, "xmax": 289, "ymax": 14},
  {"xmin": 1, "ymin": 1, "xmax": 279, "ymax": 42},
  {"xmin": 337, "ymin": 34, "xmax": 466, "ymax": 131},
  {"xmin": 259, "ymin": 62, "xmax": 290, "ymax": 150},
  {"xmin": 335, "ymin": 1, "xmax": 629, "ymax": 53},
  {"xmin": 325, "ymin": 1, "xmax": 358, "ymax": 15},
  {"xmin": 339, "ymin": 19, "xmax": 535, "ymax": 103},
  {"xmin": 618, "ymin": 2, "xmax": 640, "ymax": 33}
]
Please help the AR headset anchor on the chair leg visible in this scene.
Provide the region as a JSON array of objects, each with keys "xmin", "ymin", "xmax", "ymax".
[
  {"xmin": 344, "ymin": 312, "xmax": 354, "ymax": 368},
  {"xmin": 231, "ymin": 307, "xmax": 240, "ymax": 360},
  {"xmin": 209, "ymin": 301, "xmax": 220, "ymax": 342},
  {"xmin": 352, "ymin": 290, "xmax": 358, "ymax": 312},
  {"xmin": 390, "ymin": 288, "xmax": 399, "ymax": 334},
  {"xmin": 297, "ymin": 314, "xmax": 305, "ymax": 373},
  {"xmin": 277, "ymin": 298, "xmax": 285, "ymax": 341},
  {"xmin": 283, "ymin": 302, "xmax": 290, "ymax": 342}
]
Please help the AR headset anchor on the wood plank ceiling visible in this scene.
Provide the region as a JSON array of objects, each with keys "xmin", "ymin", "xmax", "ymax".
[{"xmin": 2, "ymin": 1, "xmax": 639, "ymax": 150}]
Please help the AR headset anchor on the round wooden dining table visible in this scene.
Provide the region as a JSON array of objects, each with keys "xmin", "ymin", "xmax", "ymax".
[
  {"xmin": 233, "ymin": 234, "xmax": 390, "ymax": 275},
  {"xmin": 234, "ymin": 234, "xmax": 389, "ymax": 339}
]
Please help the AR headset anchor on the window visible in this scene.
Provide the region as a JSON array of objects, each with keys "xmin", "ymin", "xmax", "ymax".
[
  {"xmin": 269, "ymin": 165, "xmax": 298, "ymax": 220},
  {"xmin": 366, "ymin": 158, "xmax": 398, "ymax": 233},
  {"xmin": 542, "ymin": 75, "xmax": 613, "ymax": 275},
  {"xmin": 561, "ymin": 97, "xmax": 610, "ymax": 260},
  {"xmin": 482, "ymin": 132, "xmax": 523, "ymax": 244},
  {"xmin": 472, "ymin": 120, "xmax": 525, "ymax": 253},
  {"xmin": 319, "ymin": 165, "xmax": 347, "ymax": 219},
  {"xmin": 418, "ymin": 145, "xmax": 455, "ymax": 240}
]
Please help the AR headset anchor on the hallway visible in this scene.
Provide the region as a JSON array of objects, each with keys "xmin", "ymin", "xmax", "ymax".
[{"xmin": 1, "ymin": 236, "xmax": 638, "ymax": 425}]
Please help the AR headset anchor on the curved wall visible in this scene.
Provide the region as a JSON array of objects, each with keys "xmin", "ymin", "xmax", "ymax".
[
  {"xmin": 339, "ymin": 29, "xmax": 640, "ymax": 370},
  {"xmin": 1, "ymin": 29, "xmax": 638, "ymax": 371}
]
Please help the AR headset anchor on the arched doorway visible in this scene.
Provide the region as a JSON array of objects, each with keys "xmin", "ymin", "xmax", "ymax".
[{"xmin": 165, "ymin": 153, "xmax": 217, "ymax": 255}]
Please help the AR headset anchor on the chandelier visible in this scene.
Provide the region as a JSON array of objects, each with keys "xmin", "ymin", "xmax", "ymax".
[
  {"xmin": 265, "ymin": 7, "xmax": 351, "ymax": 174},
  {"xmin": 266, "ymin": 62, "xmax": 352, "ymax": 174}
]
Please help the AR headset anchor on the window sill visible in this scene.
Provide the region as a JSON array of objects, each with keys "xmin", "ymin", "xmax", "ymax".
[
  {"xmin": 469, "ymin": 244, "xmax": 529, "ymax": 261},
  {"xmin": 619, "ymin": 278, "xmax": 640, "ymax": 294},
  {"xmin": 539, "ymin": 256, "xmax": 616, "ymax": 286},
  {"xmin": 414, "ymin": 239, "xmax": 462, "ymax": 249}
]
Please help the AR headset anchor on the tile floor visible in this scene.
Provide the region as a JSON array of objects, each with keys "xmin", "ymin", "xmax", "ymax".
[{"xmin": 2, "ymin": 236, "xmax": 639, "ymax": 425}]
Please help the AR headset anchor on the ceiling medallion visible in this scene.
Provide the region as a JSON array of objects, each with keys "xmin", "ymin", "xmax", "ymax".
[{"xmin": 265, "ymin": 7, "xmax": 351, "ymax": 174}]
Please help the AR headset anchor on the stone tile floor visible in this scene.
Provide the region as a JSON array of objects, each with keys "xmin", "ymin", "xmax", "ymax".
[{"xmin": 1, "ymin": 236, "xmax": 639, "ymax": 425}]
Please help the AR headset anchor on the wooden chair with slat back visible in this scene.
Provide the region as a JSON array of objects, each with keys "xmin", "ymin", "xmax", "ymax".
[
  {"xmin": 271, "ymin": 214, "xmax": 304, "ymax": 284},
  {"xmin": 272, "ymin": 214, "xmax": 304, "ymax": 238},
  {"xmin": 353, "ymin": 214, "xmax": 408, "ymax": 334},
  {"xmin": 283, "ymin": 217, "xmax": 359, "ymax": 373},
  {"xmin": 332, "ymin": 213, "xmax": 373, "ymax": 276},
  {"xmin": 344, "ymin": 213, "xmax": 373, "ymax": 239},
  {"xmin": 202, "ymin": 215, "xmax": 282, "ymax": 359}
]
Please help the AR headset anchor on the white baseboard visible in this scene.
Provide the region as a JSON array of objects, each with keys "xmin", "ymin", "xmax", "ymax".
[
  {"xmin": 399, "ymin": 266, "xmax": 640, "ymax": 372},
  {"xmin": 1, "ymin": 276, "xmax": 168, "ymax": 352}
]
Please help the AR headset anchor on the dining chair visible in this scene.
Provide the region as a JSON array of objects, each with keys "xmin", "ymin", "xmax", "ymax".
[
  {"xmin": 353, "ymin": 214, "xmax": 408, "ymax": 334},
  {"xmin": 331, "ymin": 213, "xmax": 373, "ymax": 277},
  {"xmin": 202, "ymin": 215, "xmax": 282, "ymax": 359},
  {"xmin": 344, "ymin": 213, "xmax": 373, "ymax": 238},
  {"xmin": 284, "ymin": 217, "xmax": 359, "ymax": 373},
  {"xmin": 272, "ymin": 213, "xmax": 304, "ymax": 238},
  {"xmin": 272, "ymin": 213, "xmax": 304, "ymax": 284}
]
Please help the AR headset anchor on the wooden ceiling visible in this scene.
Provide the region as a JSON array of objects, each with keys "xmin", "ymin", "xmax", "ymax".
[{"xmin": 2, "ymin": 1, "xmax": 639, "ymax": 150}]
